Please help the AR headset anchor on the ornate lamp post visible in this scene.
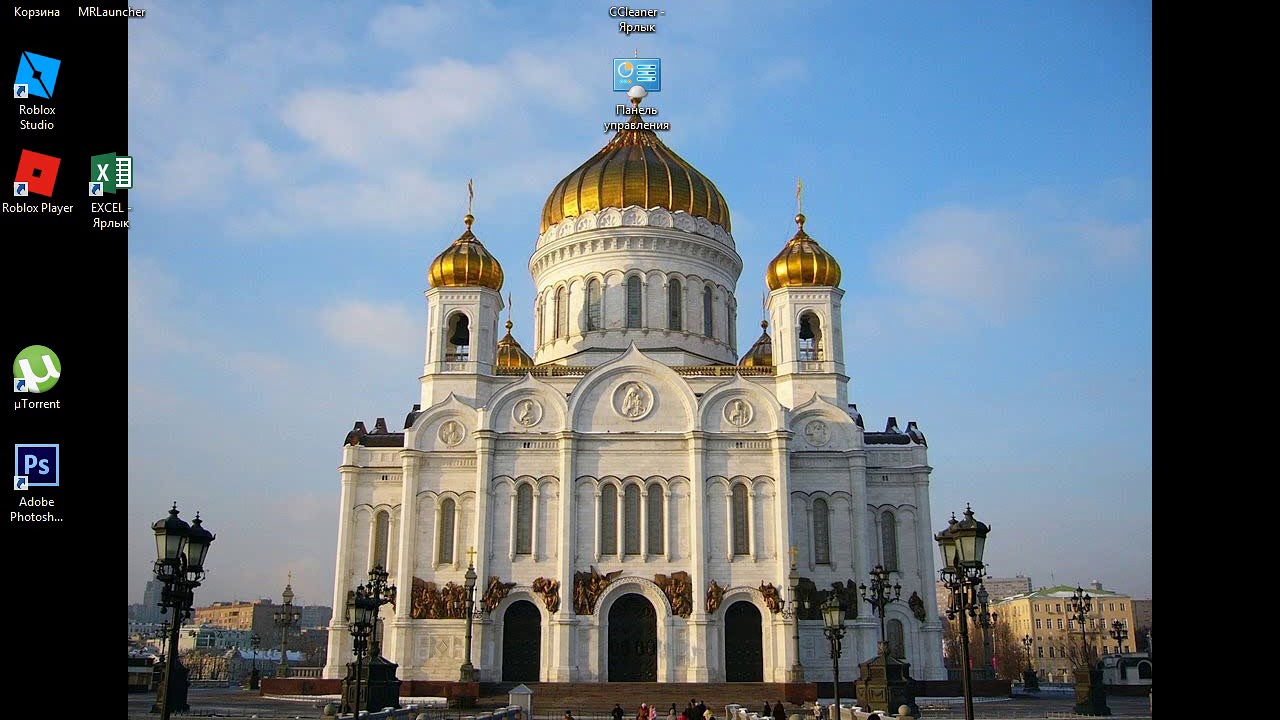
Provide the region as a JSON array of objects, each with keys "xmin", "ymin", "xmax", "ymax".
[
  {"xmin": 460, "ymin": 549, "xmax": 478, "ymax": 682},
  {"xmin": 1109, "ymin": 620, "xmax": 1128, "ymax": 655},
  {"xmin": 345, "ymin": 585, "xmax": 375, "ymax": 716},
  {"xmin": 1069, "ymin": 585, "xmax": 1109, "ymax": 716},
  {"xmin": 273, "ymin": 577, "xmax": 302, "ymax": 677},
  {"xmin": 358, "ymin": 565, "xmax": 400, "ymax": 713},
  {"xmin": 1021, "ymin": 634, "xmax": 1039, "ymax": 691},
  {"xmin": 249, "ymin": 633, "xmax": 261, "ymax": 689},
  {"xmin": 780, "ymin": 547, "xmax": 807, "ymax": 682},
  {"xmin": 150, "ymin": 504, "xmax": 216, "ymax": 720},
  {"xmin": 974, "ymin": 586, "xmax": 999, "ymax": 679},
  {"xmin": 856, "ymin": 563, "xmax": 918, "ymax": 716},
  {"xmin": 860, "ymin": 564, "xmax": 901, "ymax": 654},
  {"xmin": 821, "ymin": 596, "xmax": 846, "ymax": 720},
  {"xmin": 935, "ymin": 504, "xmax": 990, "ymax": 720}
]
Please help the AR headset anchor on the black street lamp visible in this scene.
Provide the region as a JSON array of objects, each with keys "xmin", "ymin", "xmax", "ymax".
[
  {"xmin": 346, "ymin": 585, "xmax": 376, "ymax": 716},
  {"xmin": 821, "ymin": 596, "xmax": 846, "ymax": 720},
  {"xmin": 935, "ymin": 504, "xmax": 990, "ymax": 720},
  {"xmin": 249, "ymin": 633, "xmax": 261, "ymax": 689},
  {"xmin": 1109, "ymin": 620, "xmax": 1128, "ymax": 655},
  {"xmin": 150, "ymin": 503, "xmax": 215, "ymax": 720},
  {"xmin": 460, "ymin": 550, "xmax": 478, "ymax": 682},
  {"xmin": 1021, "ymin": 634, "xmax": 1039, "ymax": 691},
  {"xmin": 344, "ymin": 564, "xmax": 399, "ymax": 715},
  {"xmin": 1069, "ymin": 585, "xmax": 1110, "ymax": 716},
  {"xmin": 975, "ymin": 586, "xmax": 999, "ymax": 679},
  {"xmin": 859, "ymin": 563, "xmax": 902, "ymax": 655},
  {"xmin": 273, "ymin": 577, "xmax": 302, "ymax": 677},
  {"xmin": 781, "ymin": 547, "xmax": 808, "ymax": 682}
]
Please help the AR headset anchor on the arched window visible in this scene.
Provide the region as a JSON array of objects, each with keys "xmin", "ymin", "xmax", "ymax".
[
  {"xmin": 373, "ymin": 510, "xmax": 390, "ymax": 568},
  {"xmin": 515, "ymin": 484, "xmax": 533, "ymax": 555},
  {"xmin": 880, "ymin": 510, "xmax": 898, "ymax": 572},
  {"xmin": 703, "ymin": 286, "xmax": 714, "ymax": 337},
  {"xmin": 600, "ymin": 485, "xmax": 617, "ymax": 555},
  {"xmin": 728, "ymin": 303, "xmax": 736, "ymax": 348},
  {"xmin": 626, "ymin": 275, "xmax": 642, "ymax": 328},
  {"xmin": 1137, "ymin": 660, "xmax": 1152, "ymax": 679},
  {"xmin": 623, "ymin": 484, "xmax": 641, "ymax": 555},
  {"xmin": 668, "ymin": 279, "xmax": 682, "ymax": 330},
  {"xmin": 647, "ymin": 486, "xmax": 664, "ymax": 554},
  {"xmin": 554, "ymin": 286, "xmax": 568, "ymax": 339},
  {"xmin": 446, "ymin": 314, "xmax": 470, "ymax": 361},
  {"xmin": 812, "ymin": 498, "xmax": 830, "ymax": 565},
  {"xmin": 586, "ymin": 279, "xmax": 602, "ymax": 331},
  {"xmin": 798, "ymin": 311, "xmax": 823, "ymax": 361},
  {"xmin": 732, "ymin": 484, "xmax": 750, "ymax": 556},
  {"xmin": 888, "ymin": 618, "xmax": 906, "ymax": 659},
  {"xmin": 437, "ymin": 498, "xmax": 456, "ymax": 564},
  {"xmin": 536, "ymin": 298, "xmax": 544, "ymax": 344}
]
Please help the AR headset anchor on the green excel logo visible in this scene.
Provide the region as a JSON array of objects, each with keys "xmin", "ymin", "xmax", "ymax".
[{"xmin": 13, "ymin": 345, "xmax": 61, "ymax": 393}]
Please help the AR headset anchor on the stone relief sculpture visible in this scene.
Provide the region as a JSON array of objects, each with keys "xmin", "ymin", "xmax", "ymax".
[
  {"xmin": 438, "ymin": 420, "xmax": 464, "ymax": 446},
  {"xmin": 804, "ymin": 420, "xmax": 830, "ymax": 447},
  {"xmin": 532, "ymin": 577, "xmax": 561, "ymax": 613},
  {"xmin": 410, "ymin": 576, "xmax": 469, "ymax": 619},
  {"xmin": 909, "ymin": 590, "xmax": 927, "ymax": 622},
  {"xmin": 793, "ymin": 577, "xmax": 860, "ymax": 620},
  {"xmin": 617, "ymin": 381, "xmax": 652, "ymax": 419},
  {"xmin": 655, "ymin": 571, "xmax": 693, "ymax": 618},
  {"xmin": 706, "ymin": 579, "xmax": 725, "ymax": 614},
  {"xmin": 725, "ymin": 398, "xmax": 752, "ymax": 427},
  {"xmin": 759, "ymin": 582, "xmax": 784, "ymax": 614},
  {"xmin": 573, "ymin": 566, "xmax": 622, "ymax": 615},
  {"xmin": 482, "ymin": 576, "xmax": 517, "ymax": 613}
]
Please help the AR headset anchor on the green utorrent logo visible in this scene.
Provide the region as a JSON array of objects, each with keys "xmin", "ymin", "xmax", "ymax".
[{"xmin": 13, "ymin": 345, "xmax": 61, "ymax": 393}]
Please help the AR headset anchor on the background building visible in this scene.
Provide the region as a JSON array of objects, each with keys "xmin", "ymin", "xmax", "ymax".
[{"xmin": 993, "ymin": 581, "xmax": 1137, "ymax": 682}]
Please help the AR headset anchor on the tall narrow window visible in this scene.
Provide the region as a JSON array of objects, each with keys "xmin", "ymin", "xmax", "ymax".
[
  {"xmin": 668, "ymin": 279, "xmax": 682, "ymax": 330},
  {"xmin": 647, "ymin": 487, "xmax": 664, "ymax": 554},
  {"xmin": 732, "ymin": 484, "xmax": 750, "ymax": 555},
  {"xmin": 812, "ymin": 498, "xmax": 830, "ymax": 565},
  {"xmin": 373, "ymin": 510, "xmax": 390, "ymax": 568},
  {"xmin": 586, "ymin": 279, "xmax": 602, "ymax": 331},
  {"xmin": 728, "ymin": 305, "xmax": 736, "ymax": 348},
  {"xmin": 798, "ymin": 312, "xmax": 822, "ymax": 361},
  {"xmin": 446, "ymin": 314, "xmax": 470, "ymax": 361},
  {"xmin": 623, "ymin": 484, "xmax": 641, "ymax": 555},
  {"xmin": 626, "ymin": 275, "xmax": 642, "ymax": 328},
  {"xmin": 554, "ymin": 286, "xmax": 568, "ymax": 339},
  {"xmin": 515, "ymin": 484, "xmax": 533, "ymax": 555},
  {"xmin": 437, "ymin": 499, "xmax": 456, "ymax": 564},
  {"xmin": 537, "ymin": 298, "xmax": 545, "ymax": 344},
  {"xmin": 703, "ymin": 286, "xmax": 714, "ymax": 337},
  {"xmin": 880, "ymin": 510, "xmax": 898, "ymax": 571},
  {"xmin": 601, "ymin": 485, "xmax": 617, "ymax": 555},
  {"xmin": 888, "ymin": 619, "xmax": 906, "ymax": 659}
]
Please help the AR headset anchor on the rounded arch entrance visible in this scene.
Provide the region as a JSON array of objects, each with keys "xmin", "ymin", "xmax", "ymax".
[
  {"xmin": 724, "ymin": 600, "xmax": 764, "ymax": 681},
  {"xmin": 606, "ymin": 593, "xmax": 658, "ymax": 681},
  {"xmin": 502, "ymin": 600, "xmax": 541, "ymax": 681}
]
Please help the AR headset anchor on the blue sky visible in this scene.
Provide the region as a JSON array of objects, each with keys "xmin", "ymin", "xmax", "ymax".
[{"xmin": 127, "ymin": 1, "xmax": 1152, "ymax": 608}]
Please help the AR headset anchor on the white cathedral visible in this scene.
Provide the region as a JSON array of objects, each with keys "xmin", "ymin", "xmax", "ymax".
[{"xmin": 323, "ymin": 98, "xmax": 946, "ymax": 684}]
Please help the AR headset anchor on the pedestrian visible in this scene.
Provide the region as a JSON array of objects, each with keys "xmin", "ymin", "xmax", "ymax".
[
  {"xmin": 638, "ymin": 702, "xmax": 649, "ymax": 720},
  {"xmin": 668, "ymin": 703, "xmax": 678, "ymax": 720},
  {"xmin": 772, "ymin": 701, "xmax": 786, "ymax": 720},
  {"xmin": 565, "ymin": 710, "xmax": 575, "ymax": 720},
  {"xmin": 761, "ymin": 702, "xmax": 771, "ymax": 717},
  {"xmin": 613, "ymin": 704, "xmax": 625, "ymax": 720},
  {"xmin": 649, "ymin": 704, "xmax": 658, "ymax": 720}
]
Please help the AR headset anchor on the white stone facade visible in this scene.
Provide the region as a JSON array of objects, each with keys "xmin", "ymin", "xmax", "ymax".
[{"xmin": 325, "ymin": 207, "xmax": 945, "ymax": 684}]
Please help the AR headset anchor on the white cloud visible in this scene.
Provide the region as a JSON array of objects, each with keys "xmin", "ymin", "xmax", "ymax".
[
  {"xmin": 320, "ymin": 300, "xmax": 421, "ymax": 357},
  {"xmin": 1075, "ymin": 217, "xmax": 1151, "ymax": 265}
]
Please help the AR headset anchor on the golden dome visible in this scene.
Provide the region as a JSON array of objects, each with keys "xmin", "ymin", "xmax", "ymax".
[
  {"xmin": 738, "ymin": 320, "xmax": 773, "ymax": 368},
  {"xmin": 428, "ymin": 214, "xmax": 504, "ymax": 290},
  {"xmin": 495, "ymin": 320, "xmax": 533, "ymax": 369},
  {"xmin": 540, "ymin": 98, "xmax": 731, "ymax": 234},
  {"xmin": 765, "ymin": 213, "xmax": 842, "ymax": 290}
]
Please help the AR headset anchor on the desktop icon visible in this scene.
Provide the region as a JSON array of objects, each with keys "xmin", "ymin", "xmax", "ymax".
[
  {"xmin": 614, "ymin": 58, "xmax": 661, "ymax": 92},
  {"xmin": 14, "ymin": 444, "xmax": 58, "ymax": 487},
  {"xmin": 14, "ymin": 51, "xmax": 60, "ymax": 99},
  {"xmin": 14, "ymin": 149, "xmax": 60, "ymax": 197},
  {"xmin": 90, "ymin": 152, "xmax": 133, "ymax": 194},
  {"xmin": 14, "ymin": 83, "xmax": 27, "ymax": 98},
  {"xmin": 14, "ymin": 476, "xmax": 28, "ymax": 491},
  {"xmin": 13, "ymin": 345, "xmax": 60, "ymax": 393}
]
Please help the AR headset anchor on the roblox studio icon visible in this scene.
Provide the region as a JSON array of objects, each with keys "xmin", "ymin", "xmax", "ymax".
[
  {"xmin": 14, "ymin": 444, "xmax": 58, "ymax": 487},
  {"xmin": 14, "ymin": 51, "xmax": 60, "ymax": 99},
  {"xmin": 14, "ymin": 149, "xmax": 60, "ymax": 197}
]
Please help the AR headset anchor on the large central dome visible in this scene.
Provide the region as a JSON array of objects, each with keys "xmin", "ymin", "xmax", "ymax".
[{"xmin": 540, "ymin": 105, "xmax": 731, "ymax": 234}]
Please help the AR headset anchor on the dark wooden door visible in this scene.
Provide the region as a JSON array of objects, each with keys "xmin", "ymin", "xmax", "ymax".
[
  {"xmin": 724, "ymin": 601, "xmax": 763, "ymax": 681},
  {"xmin": 608, "ymin": 594, "xmax": 657, "ymax": 681},
  {"xmin": 502, "ymin": 601, "xmax": 541, "ymax": 681}
]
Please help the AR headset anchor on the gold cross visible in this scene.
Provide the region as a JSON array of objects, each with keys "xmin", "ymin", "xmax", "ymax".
[
  {"xmin": 789, "ymin": 546, "xmax": 798, "ymax": 568},
  {"xmin": 795, "ymin": 178, "xmax": 804, "ymax": 215},
  {"xmin": 467, "ymin": 546, "xmax": 477, "ymax": 566},
  {"xmin": 467, "ymin": 179, "xmax": 474, "ymax": 215},
  {"xmin": 287, "ymin": 570, "xmax": 293, "ymax": 584}
]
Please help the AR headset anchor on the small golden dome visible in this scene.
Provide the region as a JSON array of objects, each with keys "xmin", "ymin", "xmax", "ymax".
[
  {"xmin": 428, "ymin": 214, "xmax": 504, "ymax": 290},
  {"xmin": 540, "ymin": 98, "xmax": 731, "ymax": 234},
  {"xmin": 495, "ymin": 320, "xmax": 533, "ymax": 369},
  {"xmin": 765, "ymin": 213, "xmax": 842, "ymax": 290},
  {"xmin": 738, "ymin": 320, "xmax": 774, "ymax": 368}
]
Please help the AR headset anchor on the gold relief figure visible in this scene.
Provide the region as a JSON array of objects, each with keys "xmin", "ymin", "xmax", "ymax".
[
  {"xmin": 759, "ymin": 582, "xmax": 783, "ymax": 614},
  {"xmin": 909, "ymin": 590, "xmax": 927, "ymax": 622},
  {"xmin": 706, "ymin": 579, "xmax": 724, "ymax": 614},
  {"xmin": 533, "ymin": 577, "xmax": 561, "ymax": 613},
  {"xmin": 483, "ymin": 576, "xmax": 517, "ymax": 612}
]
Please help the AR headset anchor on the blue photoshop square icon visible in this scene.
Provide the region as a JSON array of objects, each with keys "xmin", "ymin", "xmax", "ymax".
[
  {"xmin": 15, "ymin": 444, "xmax": 58, "ymax": 487},
  {"xmin": 614, "ymin": 58, "xmax": 661, "ymax": 92},
  {"xmin": 14, "ymin": 51, "xmax": 60, "ymax": 99}
]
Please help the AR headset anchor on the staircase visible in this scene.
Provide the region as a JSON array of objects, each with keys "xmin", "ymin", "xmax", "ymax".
[{"xmin": 479, "ymin": 683, "xmax": 816, "ymax": 720}]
